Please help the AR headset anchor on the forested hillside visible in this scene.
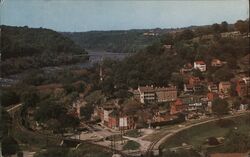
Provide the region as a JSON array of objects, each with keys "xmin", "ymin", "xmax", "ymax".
[
  {"xmin": 1, "ymin": 26, "xmax": 88, "ymax": 76},
  {"xmin": 62, "ymin": 30, "xmax": 161, "ymax": 53},
  {"xmin": 99, "ymin": 20, "xmax": 249, "ymax": 97}
]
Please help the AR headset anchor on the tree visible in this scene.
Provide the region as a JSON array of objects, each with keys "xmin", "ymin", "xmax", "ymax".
[
  {"xmin": 207, "ymin": 137, "xmax": 220, "ymax": 145},
  {"xmin": 60, "ymin": 114, "xmax": 80, "ymax": 130},
  {"xmin": 2, "ymin": 136, "xmax": 20, "ymax": 156},
  {"xmin": 0, "ymin": 107, "xmax": 12, "ymax": 136},
  {"xmin": 232, "ymin": 98, "xmax": 241, "ymax": 110},
  {"xmin": 221, "ymin": 21, "xmax": 229, "ymax": 32},
  {"xmin": 212, "ymin": 23, "xmax": 221, "ymax": 33},
  {"xmin": 192, "ymin": 69, "xmax": 203, "ymax": 78},
  {"xmin": 234, "ymin": 20, "xmax": 248, "ymax": 33},
  {"xmin": 224, "ymin": 131, "xmax": 250, "ymax": 152},
  {"xmin": 35, "ymin": 100, "xmax": 67, "ymax": 123},
  {"xmin": 161, "ymin": 33, "xmax": 174, "ymax": 45},
  {"xmin": 213, "ymin": 66, "xmax": 234, "ymax": 82},
  {"xmin": 0, "ymin": 89, "xmax": 20, "ymax": 107},
  {"xmin": 80, "ymin": 103, "xmax": 94, "ymax": 120},
  {"xmin": 21, "ymin": 89, "xmax": 39, "ymax": 107},
  {"xmin": 47, "ymin": 119, "xmax": 61, "ymax": 133},
  {"xmin": 63, "ymin": 84, "xmax": 75, "ymax": 94},
  {"xmin": 75, "ymin": 82, "xmax": 85, "ymax": 93},
  {"xmin": 177, "ymin": 29, "xmax": 194, "ymax": 41},
  {"xmin": 212, "ymin": 98, "xmax": 229, "ymax": 116}
]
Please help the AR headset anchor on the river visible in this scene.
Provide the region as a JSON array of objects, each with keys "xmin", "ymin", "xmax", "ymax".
[{"xmin": 0, "ymin": 50, "xmax": 132, "ymax": 86}]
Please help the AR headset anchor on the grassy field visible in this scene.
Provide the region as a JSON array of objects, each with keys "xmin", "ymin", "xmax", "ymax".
[{"xmin": 160, "ymin": 114, "xmax": 250, "ymax": 151}]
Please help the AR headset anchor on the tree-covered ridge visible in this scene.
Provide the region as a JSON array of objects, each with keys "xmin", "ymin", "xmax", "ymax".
[
  {"xmin": 99, "ymin": 20, "xmax": 249, "ymax": 97},
  {"xmin": 0, "ymin": 26, "xmax": 88, "ymax": 76},
  {"xmin": 1, "ymin": 25, "xmax": 85, "ymax": 60},
  {"xmin": 62, "ymin": 30, "xmax": 161, "ymax": 53}
]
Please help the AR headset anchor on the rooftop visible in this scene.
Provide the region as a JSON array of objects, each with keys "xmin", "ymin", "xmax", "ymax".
[{"xmin": 194, "ymin": 61, "xmax": 206, "ymax": 65}]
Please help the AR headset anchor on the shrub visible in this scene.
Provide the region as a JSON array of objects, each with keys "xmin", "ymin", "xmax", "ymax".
[
  {"xmin": 123, "ymin": 140, "xmax": 140, "ymax": 150},
  {"xmin": 216, "ymin": 119, "xmax": 235, "ymax": 128}
]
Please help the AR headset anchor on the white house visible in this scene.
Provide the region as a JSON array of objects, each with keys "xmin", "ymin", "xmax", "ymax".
[{"xmin": 194, "ymin": 61, "xmax": 206, "ymax": 72}]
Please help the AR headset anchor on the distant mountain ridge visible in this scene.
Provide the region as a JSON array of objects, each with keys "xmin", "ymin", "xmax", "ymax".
[{"xmin": 1, "ymin": 25, "xmax": 86, "ymax": 60}]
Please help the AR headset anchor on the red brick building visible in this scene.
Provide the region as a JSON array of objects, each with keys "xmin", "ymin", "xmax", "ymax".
[
  {"xmin": 236, "ymin": 79, "xmax": 249, "ymax": 97},
  {"xmin": 207, "ymin": 92, "xmax": 219, "ymax": 101},
  {"xmin": 170, "ymin": 99, "xmax": 187, "ymax": 115}
]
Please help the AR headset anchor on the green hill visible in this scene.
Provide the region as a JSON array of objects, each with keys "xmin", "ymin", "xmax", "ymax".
[
  {"xmin": 1, "ymin": 25, "xmax": 85, "ymax": 60},
  {"xmin": 0, "ymin": 26, "xmax": 88, "ymax": 76},
  {"xmin": 62, "ymin": 30, "xmax": 161, "ymax": 53}
]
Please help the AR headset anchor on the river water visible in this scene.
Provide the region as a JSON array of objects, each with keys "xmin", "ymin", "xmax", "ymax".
[{"xmin": 1, "ymin": 50, "xmax": 131, "ymax": 86}]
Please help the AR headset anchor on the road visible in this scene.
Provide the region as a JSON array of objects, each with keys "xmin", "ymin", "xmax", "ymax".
[{"xmin": 145, "ymin": 111, "xmax": 250, "ymax": 156}]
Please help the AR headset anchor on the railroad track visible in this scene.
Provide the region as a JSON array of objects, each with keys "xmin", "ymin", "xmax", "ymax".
[
  {"xmin": 145, "ymin": 131, "xmax": 172, "ymax": 157},
  {"xmin": 11, "ymin": 105, "xmax": 130, "ymax": 157}
]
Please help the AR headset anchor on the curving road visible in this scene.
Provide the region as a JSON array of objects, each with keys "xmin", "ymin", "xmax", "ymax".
[{"xmin": 145, "ymin": 111, "xmax": 250, "ymax": 157}]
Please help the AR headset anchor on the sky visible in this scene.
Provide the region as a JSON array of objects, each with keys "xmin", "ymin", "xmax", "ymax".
[{"xmin": 0, "ymin": 0, "xmax": 249, "ymax": 32}]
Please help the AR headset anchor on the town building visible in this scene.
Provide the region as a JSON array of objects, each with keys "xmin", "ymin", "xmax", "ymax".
[
  {"xmin": 170, "ymin": 99, "xmax": 186, "ymax": 115},
  {"xmin": 93, "ymin": 105, "xmax": 136, "ymax": 130},
  {"xmin": 184, "ymin": 84, "xmax": 194, "ymax": 93},
  {"xmin": 220, "ymin": 31, "xmax": 241, "ymax": 38},
  {"xmin": 137, "ymin": 85, "xmax": 177, "ymax": 103},
  {"xmin": 162, "ymin": 44, "xmax": 172, "ymax": 50},
  {"xmin": 155, "ymin": 86, "xmax": 177, "ymax": 102},
  {"xmin": 207, "ymin": 92, "xmax": 219, "ymax": 101},
  {"xmin": 187, "ymin": 102, "xmax": 203, "ymax": 112},
  {"xmin": 107, "ymin": 110, "xmax": 119, "ymax": 129},
  {"xmin": 236, "ymin": 79, "xmax": 249, "ymax": 97},
  {"xmin": 180, "ymin": 63, "xmax": 193, "ymax": 74},
  {"xmin": 138, "ymin": 86, "xmax": 156, "ymax": 104},
  {"xmin": 119, "ymin": 115, "xmax": 136, "ymax": 130},
  {"xmin": 72, "ymin": 99, "xmax": 87, "ymax": 118},
  {"xmin": 194, "ymin": 61, "xmax": 206, "ymax": 72},
  {"xmin": 211, "ymin": 59, "xmax": 226, "ymax": 67},
  {"xmin": 219, "ymin": 81, "xmax": 231, "ymax": 94},
  {"xmin": 207, "ymin": 83, "xmax": 218, "ymax": 93}
]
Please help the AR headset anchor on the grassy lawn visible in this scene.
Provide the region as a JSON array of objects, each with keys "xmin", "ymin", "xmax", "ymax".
[
  {"xmin": 160, "ymin": 114, "xmax": 250, "ymax": 150},
  {"xmin": 34, "ymin": 143, "xmax": 112, "ymax": 157},
  {"xmin": 74, "ymin": 143, "xmax": 112, "ymax": 157},
  {"xmin": 143, "ymin": 118, "xmax": 211, "ymax": 142}
]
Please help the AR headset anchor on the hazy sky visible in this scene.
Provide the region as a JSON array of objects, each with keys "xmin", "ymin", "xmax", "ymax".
[{"xmin": 0, "ymin": 0, "xmax": 249, "ymax": 32}]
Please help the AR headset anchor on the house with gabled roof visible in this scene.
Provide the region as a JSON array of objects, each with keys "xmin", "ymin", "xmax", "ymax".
[{"xmin": 194, "ymin": 61, "xmax": 206, "ymax": 72}]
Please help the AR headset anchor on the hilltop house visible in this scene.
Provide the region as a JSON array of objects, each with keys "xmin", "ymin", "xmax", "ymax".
[
  {"xmin": 194, "ymin": 61, "xmax": 206, "ymax": 72},
  {"xmin": 180, "ymin": 63, "xmax": 193, "ymax": 74},
  {"xmin": 211, "ymin": 59, "xmax": 226, "ymax": 67},
  {"xmin": 220, "ymin": 31, "xmax": 241, "ymax": 38}
]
